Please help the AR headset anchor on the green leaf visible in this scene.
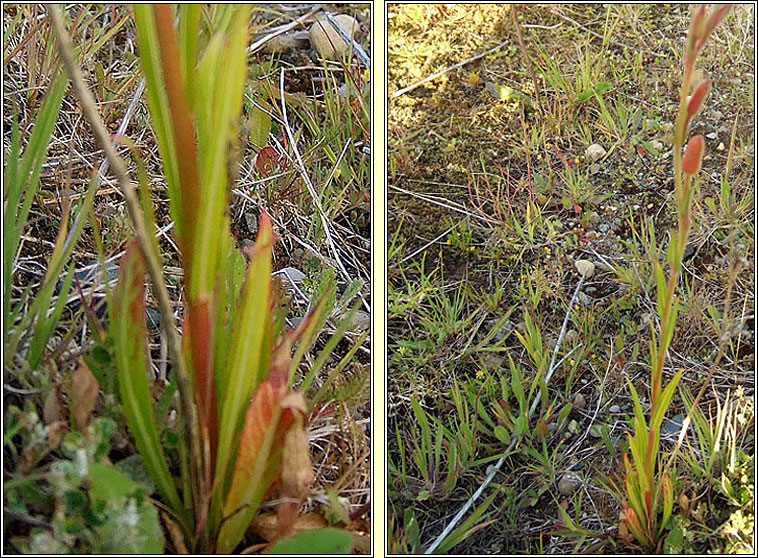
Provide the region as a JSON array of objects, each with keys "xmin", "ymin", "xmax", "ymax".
[
  {"xmin": 434, "ymin": 491, "xmax": 497, "ymax": 554},
  {"xmin": 485, "ymin": 82, "xmax": 528, "ymax": 103},
  {"xmin": 249, "ymin": 100, "xmax": 272, "ymax": 149},
  {"xmin": 110, "ymin": 243, "xmax": 183, "ymax": 518},
  {"xmin": 573, "ymin": 82, "xmax": 613, "ymax": 104},
  {"xmin": 88, "ymin": 461, "xmax": 138, "ymax": 503},
  {"xmin": 92, "ymin": 493, "xmax": 165, "ymax": 554},
  {"xmin": 133, "ymin": 5, "xmax": 184, "ymax": 241},
  {"xmin": 494, "ymin": 425, "xmax": 511, "ymax": 445},
  {"xmin": 513, "ymin": 414, "xmax": 528, "ymax": 439},
  {"xmin": 214, "ymin": 211, "xmax": 275, "ymax": 522},
  {"xmin": 267, "ymin": 528, "xmax": 353, "ymax": 554}
]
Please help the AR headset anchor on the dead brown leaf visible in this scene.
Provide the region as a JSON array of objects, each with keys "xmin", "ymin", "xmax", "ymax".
[
  {"xmin": 68, "ymin": 358, "xmax": 99, "ymax": 431},
  {"xmin": 249, "ymin": 511, "xmax": 327, "ymax": 542}
]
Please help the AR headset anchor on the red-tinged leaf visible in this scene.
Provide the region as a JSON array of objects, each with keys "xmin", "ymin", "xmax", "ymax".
[
  {"xmin": 573, "ymin": 203, "xmax": 582, "ymax": 214},
  {"xmin": 69, "ymin": 358, "xmax": 100, "ymax": 432},
  {"xmin": 111, "ymin": 242, "xmax": 183, "ymax": 516},
  {"xmin": 216, "ymin": 378, "xmax": 293, "ymax": 553},
  {"xmin": 213, "ymin": 210, "xmax": 277, "ymax": 535},
  {"xmin": 255, "ymin": 146, "xmax": 282, "ymax": 177},
  {"xmin": 269, "ymin": 334, "xmax": 294, "ymax": 388}
]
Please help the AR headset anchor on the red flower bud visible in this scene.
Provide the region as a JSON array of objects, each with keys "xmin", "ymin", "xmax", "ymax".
[
  {"xmin": 687, "ymin": 5, "xmax": 706, "ymax": 55},
  {"xmin": 697, "ymin": 5, "xmax": 732, "ymax": 51},
  {"xmin": 682, "ymin": 135, "xmax": 705, "ymax": 175},
  {"xmin": 687, "ymin": 78, "xmax": 712, "ymax": 117}
]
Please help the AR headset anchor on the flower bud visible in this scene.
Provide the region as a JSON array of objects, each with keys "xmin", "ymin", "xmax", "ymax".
[
  {"xmin": 687, "ymin": 78, "xmax": 712, "ymax": 117},
  {"xmin": 697, "ymin": 5, "xmax": 732, "ymax": 51},
  {"xmin": 687, "ymin": 5, "xmax": 706, "ymax": 55},
  {"xmin": 682, "ymin": 135, "xmax": 705, "ymax": 175}
]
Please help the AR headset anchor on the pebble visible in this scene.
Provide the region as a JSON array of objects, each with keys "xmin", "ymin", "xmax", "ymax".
[
  {"xmin": 274, "ymin": 267, "xmax": 306, "ymax": 284},
  {"xmin": 558, "ymin": 472, "xmax": 582, "ymax": 496},
  {"xmin": 573, "ymin": 393, "xmax": 587, "ymax": 411},
  {"xmin": 568, "ymin": 419, "xmax": 579, "ymax": 434},
  {"xmin": 706, "ymin": 131, "xmax": 718, "ymax": 140},
  {"xmin": 717, "ymin": 142, "xmax": 725, "ymax": 151},
  {"xmin": 309, "ymin": 14, "xmax": 360, "ymax": 59},
  {"xmin": 588, "ymin": 163, "xmax": 602, "ymax": 175},
  {"xmin": 662, "ymin": 415, "xmax": 684, "ymax": 437},
  {"xmin": 609, "ymin": 404, "xmax": 621, "ymax": 413},
  {"xmin": 260, "ymin": 30, "xmax": 309, "ymax": 53},
  {"xmin": 574, "ymin": 259, "xmax": 596, "ymax": 278},
  {"xmin": 589, "ymin": 424, "xmax": 603, "ymax": 438},
  {"xmin": 585, "ymin": 143, "xmax": 607, "ymax": 162},
  {"xmin": 598, "ymin": 223, "xmax": 609, "ymax": 234},
  {"xmin": 576, "ymin": 292, "xmax": 592, "ymax": 306},
  {"xmin": 343, "ymin": 310, "xmax": 370, "ymax": 332}
]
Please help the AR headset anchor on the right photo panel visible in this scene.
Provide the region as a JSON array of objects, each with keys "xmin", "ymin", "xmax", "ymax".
[{"xmin": 387, "ymin": 4, "xmax": 755, "ymax": 555}]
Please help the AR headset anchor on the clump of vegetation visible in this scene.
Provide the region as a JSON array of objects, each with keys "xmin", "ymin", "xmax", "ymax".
[
  {"xmin": 388, "ymin": 4, "xmax": 753, "ymax": 554},
  {"xmin": 4, "ymin": 4, "xmax": 370, "ymax": 554}
]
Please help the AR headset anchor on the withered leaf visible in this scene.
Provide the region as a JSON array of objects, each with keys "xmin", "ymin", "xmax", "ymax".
[{"xmin": 69, "ymin": 358, "xmax": 100, "ymax": 431}]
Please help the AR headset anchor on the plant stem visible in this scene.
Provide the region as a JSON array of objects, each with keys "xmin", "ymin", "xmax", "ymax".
[{"xmin": 47, "ymin": 3, "xmax": 204, "ymax": 536}]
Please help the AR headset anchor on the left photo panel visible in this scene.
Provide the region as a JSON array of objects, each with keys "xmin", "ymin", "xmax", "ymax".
[{"xmin": 3, "ymin": 4, "xmax": 371, "ymax": 554}]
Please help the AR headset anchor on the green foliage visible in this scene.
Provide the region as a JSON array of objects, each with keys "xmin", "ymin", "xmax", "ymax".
[
  {"xmin": 7, "ymin": 419, "xmax": 164, "ymax": 554},
  {"xmin": 267, "ymin": 528, "xmax": 353, "ymax": 554}
]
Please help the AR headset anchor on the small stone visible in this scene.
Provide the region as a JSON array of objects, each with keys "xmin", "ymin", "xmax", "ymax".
[
  {"xmin": 343, "ymin": 310, "xmax": 370, "ymax": 332},
  {"xmin": 274, "ymin": 267, "xmax": 306, "ymax": 284},
  {"xmin": 575, "ymin": 259, "xmax": 596, "ymax": 278},
  {"xmin": 588, "ymin": 211, "xmax": 601, "ymax": 225},
  {"xmin": 573, "ymin": 393, "xmax": 587, "ymax": 411},
  {"xmin": 260, "ymin": 30, "xmax": 310, "ymax": 53},
  {"xmin": 585, "ymin": 143, "xmax": 607, "ymax": 162},
  {"xmin": 558, "ymin": 472, "xmax": 582, "ymax": 496},
  {"xmin": 564, "ymin": 329, "xmax": 578, "ymax": 343},
  {"xmin": 662, "ymin": 415, "xmax": 684, "ymax": 436},
  {"xmin": 706, "ymin": 131, "xmax": 718, "ymax": 140},
  {"xmin": 568, "ymin": 419, "xmax": 579, "ymax": 434},
  {"xmin": 309, "ymin": 14, "xmax": 360, "ymax": 59},
  {"xmin": 576, "ymin": 291, "xmax": 592, "ymax": 306},
  {"xmin": 589, "ymin": 424, "xmax": 603, "ymax": 438},
  {"xmin": 588, "ymin": 162, "xmax": 602, "ymax": 175},
  {"xmin": 585, "ymin": 286, "xmax": 597, "ymax": 294},
  {"xmin": 717, "ymin": 142, "xmax": 725, "ymax": 151},
  {"xmin": 598, "ymin": 223, "xmax": 609, "ymax": 233},
  {"xmin": 609, "ymin": 404, "xmax": 621, "ymax": 413},
  {"xmin": 650, "ymin": 140, "xmax": 664, "ymax": 152},
  {"xmin": 146, "ymin": 307, "xmax": 161, "ymax": 329}
]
